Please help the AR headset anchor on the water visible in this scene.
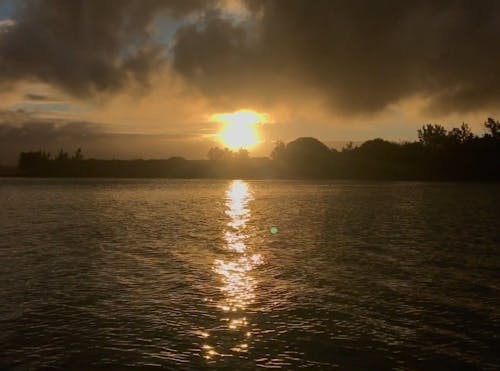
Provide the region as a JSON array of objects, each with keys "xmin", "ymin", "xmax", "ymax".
[{"xmin": 1, "ymin": 178, "xmax": 499, "ymax": 370}]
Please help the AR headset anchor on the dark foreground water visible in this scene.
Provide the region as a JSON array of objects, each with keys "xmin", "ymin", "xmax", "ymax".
[{"xmin": 0, "ymin": 178, "xmax": 499, "ymax": 370}]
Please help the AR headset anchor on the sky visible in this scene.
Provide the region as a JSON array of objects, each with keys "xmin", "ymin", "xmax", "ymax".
[{"xmin": 1, "ymin": 0, "xmax": 500, "ymax": 164}]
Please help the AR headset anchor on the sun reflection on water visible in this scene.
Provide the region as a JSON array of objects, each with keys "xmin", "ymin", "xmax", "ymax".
[
  {"xmin": 201, "ymin": 180, "xmax": 263, "ymax": 360},
  {"xmin": 225, "ymin": 180, "xmax": 252, "ymax": 230}
]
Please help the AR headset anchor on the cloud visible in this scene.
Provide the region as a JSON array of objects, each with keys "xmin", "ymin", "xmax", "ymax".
[
  {"xmin": 0, "ymin": 110, "xmax": 95, "ymax": 163},
  {"xmin": 171, "ymin": 0, "xmax": 500, "ymax": 115},
  {"xmin": 24, "ymin": 93, "xmax": 55, "ymax": 101},
  {"xmin": 0, "ymin": 109, "xmax": 221, "ymax": 165},
  {"xmin": 0, "ymin": 0, "xmax": 499, "ymax": 147},
  {"xmin": 0, "ymin": 0, "xmax": 216, "ymax": 97},
  {"xmin": 0, "ymin": 18, "xmax": 15, "ymax": 30},
  {"xmin": 0, "ymin": 109, "xmax": 100, "ymax": 137}
]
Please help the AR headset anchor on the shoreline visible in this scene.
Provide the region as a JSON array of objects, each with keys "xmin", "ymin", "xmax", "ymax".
[{"xmin": 2, "ymin": 174, "xmax": 499, "ymax": 182}]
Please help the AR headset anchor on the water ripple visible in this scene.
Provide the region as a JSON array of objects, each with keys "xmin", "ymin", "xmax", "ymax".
[{"xmin": 0, "ymin": 179, "xmax": 499, "ymax": 369}]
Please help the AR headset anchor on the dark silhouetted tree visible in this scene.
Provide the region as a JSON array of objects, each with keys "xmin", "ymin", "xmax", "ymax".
[
  {"xmin": 448, "ymin": 123, "xmax": 474, "ymax": 144},
  {"xmin": 270, "ymin": 141, "xmax": 286, "ymax": 162},
  {"xmin": 484, "ymin": 117, "xmax": 500, "ymax": 139},
  {"xmin": 342, "ymin": 141, "xmax": 356, "ymax": 152},
  {"xmin": 72, "ymin": 148, "xmax": 84, "ymax": 161},
  {"xmin": 56, "ymin": 149, "xmax": 69, "ymax": 161},
  {"xmin": 418, "ymin": 124, "xmax": 448, "ymax": 148},
  {"xmin": 237, "ymin": 148, "xmax": 250, "ymax": 160},
  {"xmin": 18, "ymin": 150, "xmax": 51, "ymax": 170},
  {"xmin": 207, "ymin": 147, "xmax": 233, "ymax": 161},
  {"xmin": 208, "ymin": 147, "xmax": 223, "ymax": 161},
  {"xmin": 283, "ymin": 137, "xmax": 334, "ymax": 177}
]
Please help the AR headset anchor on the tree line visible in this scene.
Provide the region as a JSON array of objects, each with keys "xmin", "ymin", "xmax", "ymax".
[
  {"xmin": 265, "ymin": 118, "xmax": 500, "ymax": 180},
  {"xmin": 15, "ymin": 118, "xmax": 500, "ymax": 180}
]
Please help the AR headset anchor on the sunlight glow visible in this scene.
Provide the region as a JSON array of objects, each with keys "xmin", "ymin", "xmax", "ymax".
[{"xmin": 211, "ymin": 110, "xmax": 268, "ymax": 150}]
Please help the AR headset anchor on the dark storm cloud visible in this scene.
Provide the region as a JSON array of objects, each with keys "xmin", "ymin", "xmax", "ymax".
[
  {"xmin": 0, "ymin": 0, "xmax": 215, "ymax": 97},
  {"xmin": 0, "ymin": 110, "xmax": 99, "ymax": 163},
  {"xmin": 2, "ymin": 1, "xmax": 499, "ymax": 114},
  {"xmin": 172, "ymin": 0, "xmax": 500, "ymax": 114},
  {"xmin": 0, "ymin": 110, "xmax": 215, "ymax": 165},
  {"xmin": 0, "ymin": 110, "xmax": 99, "ymax": 140},
  {"xmin": 24, "ymin": 93, "xmax": 52, "ymax": 101}
]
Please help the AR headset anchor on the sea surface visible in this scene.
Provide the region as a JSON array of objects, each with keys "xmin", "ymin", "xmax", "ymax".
[{"xmin": 0, "ymin": 178, "xmax": 499, "ymax": 370}]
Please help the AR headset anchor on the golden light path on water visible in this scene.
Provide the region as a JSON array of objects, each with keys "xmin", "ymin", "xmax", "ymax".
[{"xmin": 202, "ymin": 180, "xmax": 263, "ymax": 360}]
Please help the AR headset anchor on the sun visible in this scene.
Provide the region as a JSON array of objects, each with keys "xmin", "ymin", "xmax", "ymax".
[{"xmin": 211, "ymin": 110, "xmax": 268, "ymax": 150}]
